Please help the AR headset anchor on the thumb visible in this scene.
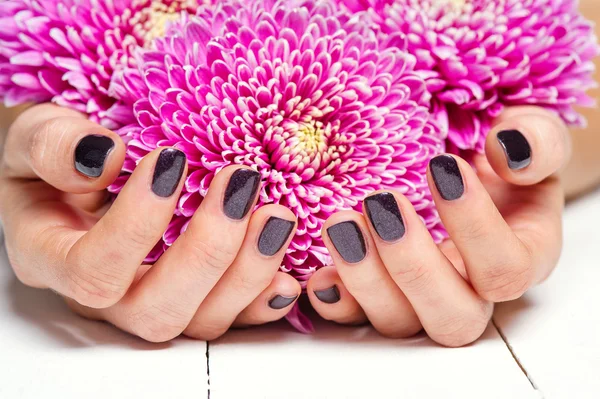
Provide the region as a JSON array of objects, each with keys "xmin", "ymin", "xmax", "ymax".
[
  {"xmin": 3, "ymin": 103, "xmax": 126, "ymax": 193},
  {"xmin": 485, "ymin": 106, "xmax": 572, "ymax": 186}
]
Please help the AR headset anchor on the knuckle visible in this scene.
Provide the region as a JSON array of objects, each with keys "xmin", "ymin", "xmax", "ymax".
[
  {"xmin": 184, "ymin": 237, "xmax": 238, "ymax": 279},
  {"xmin": 389, "ymin": 260, "xmax": 433, "ymax": 294},
  {"xmin": 123, "ymin": 220, "xmax": 160, "ymax": 251},
  {"xmin": 65, "ymin": 261, "xmax": 129, "ymax": 308},
  {"xmin": 127, "ymin": 305, "xmax": 188, "ymax": 343},
  {"xmin": 431, "ymin": 310, "xmax": 491, "ymax": 348},
  {"xmin": 476, "ymin": 254, "xmax": 534, "ymax": 302},
  {"xmin": 455, "ymin": 217, "xmax": 490, "ymax": 244}
]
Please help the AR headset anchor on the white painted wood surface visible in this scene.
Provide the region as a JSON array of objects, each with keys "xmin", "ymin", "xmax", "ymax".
[
  {"xmin": 0, "ymin": 189, "xmax": 598, "ymax": 398},
  {"xmin": 494, "ymin": 189, "xmax": 600, "ymax": 399},
  {"xmin": 209, "ymin": 320, "xmax": 536, "ymax": 399},
  {"xmin": 0, "ymin": 239, "xmax": 209, "ymax": 399}
]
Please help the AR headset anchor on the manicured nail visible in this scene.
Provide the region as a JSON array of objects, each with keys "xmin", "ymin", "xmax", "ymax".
[
  {"xmin": 314, "ymin": 286, "xmax": 340, "ymax": 304},
  {"xmin": 364, "ymin": 192, "xmax": 405, "ymax": 242},
  {"xmin": 152, "ymin": 148, "xmax": 186, "ymax": 198},
  {"xmin": 497, "ymin": 129, "xmax": 532, "ymax": 170},
  {"xmin": 223, "ymin": 169, "xmax": 261, "ymax": 220},
  {"xmin": 327, "ymin": 221, "xmax": 367, "ymax": 264},
  {"xmin": 74, "ymin": 135, "xmax": 115, "ymax": 178},
  {"xmin": 430, "ymin": 155, "xmax": 464, "ymax": 201},
  {"xmin": 258, "ymin": 217, "xmax": 295, "ymax": 256},
  {"xmin": 268, "ymin": 294, "xmax": 298, "ymax": 310}
]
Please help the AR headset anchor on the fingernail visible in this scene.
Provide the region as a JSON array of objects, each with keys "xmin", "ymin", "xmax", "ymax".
[
  {"xmin": 74, "ymin": 135, "xmax": 115, "ymax": 178},
  {"xmin": 152, "ymin": 148, "xmax": 186, "ymax": 198},
  {"xmin": 327, "ymin": 221, "xmax": 366, "ymax": 264},
  {"xmin": 258, "ymin": 217, "xmax": 295, "ymax": 256},
  {"xmin": 497, "ymin": 129, "xmax": 532, "ymax": 170},
  {"xmin": 223, "ymin": 169, "xmax": 261, "ymax": 220},
  {"xmin": 268, "ymin": 294, "xmax": 298, "ymax": 310},
  {"xmin": 430, "ymin": 155, "xmax": 464, "ymax": 201},
  {"xmin": 364, "ymin": 192, "xmax": 405, "ymax": 242},
  {"xmin": 314, "ymin": 286, "xmax": 340, "ymax": 304}
]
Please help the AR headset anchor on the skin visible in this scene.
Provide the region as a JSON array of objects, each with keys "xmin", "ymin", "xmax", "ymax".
[
  {"xmin": 310, "ymin": 106, "xmax": 571, "ymax": 346},
  {"xmin": 0, "ymin": 105, "xmax": 303, "ymax": 342},
  {"xmin": 1, "ymin": 0, "xmax": 599, "ymax": 341},
  {"xmin": 0, "ymin": 102, "xmax": 593, "ymax": 345}
]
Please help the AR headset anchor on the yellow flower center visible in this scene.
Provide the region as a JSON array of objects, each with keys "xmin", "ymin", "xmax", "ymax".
[
  {"xmin": 133, "ymin": 0, "xmax": 201, "ymax": 46},
  {"xmin": 294, "ymin": 121, "xmax": 328, "ymax": 154}
]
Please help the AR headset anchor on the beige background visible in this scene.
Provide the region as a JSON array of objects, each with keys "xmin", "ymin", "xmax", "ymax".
[{"xmin": 564, "ymin": 0, "xmax": 600, "ymax": 197}]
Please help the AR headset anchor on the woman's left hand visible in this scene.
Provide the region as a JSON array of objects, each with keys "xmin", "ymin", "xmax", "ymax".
[{"xmin": 306, "ymin": 106, "xmax": 570, "ymax": 347}]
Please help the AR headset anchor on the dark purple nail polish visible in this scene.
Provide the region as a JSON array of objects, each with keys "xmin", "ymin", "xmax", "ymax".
[
  {"xmin": 268, "ymin": 294, "xmax": 298, "ymax": 310},
  {"xmin": 364, "ymin": 192, "xmax": 405, "ymax": 242},
  {"xmin": 327, "ymin": 221, "xmax": 366, "ymax": 264},
  {"xmin": 314, "ymin": 286, "xmax": 340, "ymax": 304},
  {"xmin": 223, "ymin": 169, "xmax": 261, "ymax": 220},
  {"xmin": 74, "ymin": 135, "xmax": 114, "ymax": 178},
  {"xmin": 152, "ymin": 149, "xmax": 186, "ymax": 198},
  {"xmin": 430, "ymin": 155, "xmax": 464, "ymax": 201},
  {"xmin": 497, "ymin": 129, "xmax": 532, "ymax": 170},
  {"xmin": 258, "ymin": 217, "xmax": 295, "ymax": 256}
]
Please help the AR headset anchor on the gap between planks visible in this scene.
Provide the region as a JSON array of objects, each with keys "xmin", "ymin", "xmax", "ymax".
[
  {"xmin": 492, "ymin": 317, "xmax": 542, "ymax": 398},
  {"xmin": 206, "ymin": 341, "xmax": 211, "ymax": 399}
]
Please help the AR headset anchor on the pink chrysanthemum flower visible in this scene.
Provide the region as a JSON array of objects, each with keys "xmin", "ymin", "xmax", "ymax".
[
  {"xmin": 0, "ymin": 0, "xmax": 204, "ymax": 129},
  {"xmin": 338, "ymin": 0, "xmax": 599, "ymax": 152},
  {"xmin": 109, "ymin": 0, "xmax": 447, "ymax": 329}
]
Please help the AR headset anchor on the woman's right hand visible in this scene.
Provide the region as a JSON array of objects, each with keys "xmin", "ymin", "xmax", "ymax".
[{"xmin": 0, "ymin": 104, "xmax": 301, "ymax": 342}]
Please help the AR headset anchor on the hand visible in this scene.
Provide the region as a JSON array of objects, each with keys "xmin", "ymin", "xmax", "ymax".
[
  {"xmin": 0, "ymin": 104, "xmax": 301, "ymax": 342},
  {"xmin": 306, "ymin": 106, "xmax": 569, "ymax": 347}
]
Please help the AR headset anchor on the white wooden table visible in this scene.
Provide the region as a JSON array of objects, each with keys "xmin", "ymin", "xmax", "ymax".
[{"xmin": 1, "ymin": 189, "xmax": 599, "ymax": 399}]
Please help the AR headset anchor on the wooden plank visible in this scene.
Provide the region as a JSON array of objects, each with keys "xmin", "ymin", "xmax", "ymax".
[
  {"xmin": 0, "ymin": 238, "xmax": 209, "ymax": 399},
  {"xmin": 210, "ymin": 318, "xmax": 536, "ymax": 399},
  {"xmin": 495, "ymin": 190, "xmax": 600, "ymax": 399}
]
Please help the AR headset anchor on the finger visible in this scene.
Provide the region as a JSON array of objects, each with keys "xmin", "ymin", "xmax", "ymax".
[
  {"xmin": 63, "ymin": 148, "xmax": 187, "ymax": 308},
  {"xmin": 428, "ymin": 154, "xmax": 560, "ymax": 302},
  {"xmin": 184, "ymin": 204, "xmax": 297, "ymax": 341},
  {"xmin": 0, "ymin": 147, "xmax": 186, "ymax": 306},
  {"xmin": 233, "ymin": 272, "xmax": 302, "ymax": 327},
  {"xmin": 322, "ymin": 211, "xmax": 422, "ymax": 338},
  {"xmin": 362, "ymin": 191, "xmax": 493, "ymax": 347},
  {"xmin": 486, "ymin": 106, "xmax": 572, "ymax": 185},
  {"xmin": 89, "ymin": 166, "xmax": 262, "ymax": 342},
  {"xmin": 3, "ymin": 103, "xmax": 125, "ymax": 193},
  {"xmin": 306, "ymin": 266, "xmax": 367, "ymax": 326}
]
